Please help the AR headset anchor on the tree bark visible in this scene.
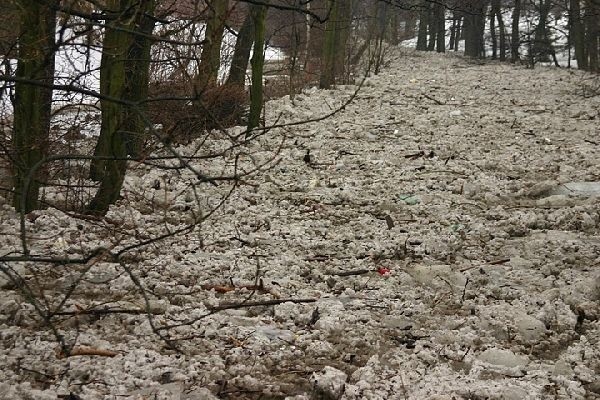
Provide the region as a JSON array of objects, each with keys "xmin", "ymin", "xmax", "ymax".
[
  {"xmin": 225, "ymin": 8, "xmax": 254, "ymax": 87},
  {"xmin": 435, "ymin": 1, "xmax": 446, "ymax": 52},
  {"xmin": 449, "ymin": 16, "xmax": 456, "ymax": 50},
  {"xmin": 496, "ymin": 0, "xmax": 506, "ymax": 61},
  {"xmin": 427, "ymin": 3, "xmax": 437, "ymax": 51},
  {"xmin": 416, "ymin": 1, "xmax": 429, "ymax": 50},
  {"xmin": 320, "ymin": 0, "xmax": 340, "ymax": 88},
  {"xmin": 196, "ymin": 0, "xmax": 229, "ymax": 90},
  {"xmin": 533, "ymin": 0, "xmax": 552, "ymax": 62},
  {"xmin": 570, "ymin": 0, "xmax": 586, "ymax": 69},
  {"xmin": 373, "ymin": 0, "xmax": 389, "ymax": 73},
  {"xmin": 464, "ymin": 1, "xmax": 486, "ymax": 58},
  {"xmin": 247, "ymin": 2, "xmax": 267, "ymax": 130},
  {"xmin": 490, "ymin": 4, "xmax": 497, "ymax": 59},
  {"xmin": 88, "ymin": 0, "xmax": 155, "ymax": 215},
  {"xmin": 12, "ymin": 0, "xmax": 57, "ymax": 213},
  {"xmin": 336, "ymin": 0, "xmax": 353, "ymax": 79},
  {"xmin": 585, "ymin": 0, "xmax": 599, "ymax": 71},
  {"xmin": 511, "ymin": 0, "xmax": 521, "ymax": 62},
  {"xmin": 454, "ymin": 15, "xmax": 462, "ymax": 51}
]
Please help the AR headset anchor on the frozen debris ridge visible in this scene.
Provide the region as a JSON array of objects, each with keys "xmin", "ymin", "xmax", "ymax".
[{"xmin": 311, "ymin": 366, "xmax": 347, "ymax": 400}]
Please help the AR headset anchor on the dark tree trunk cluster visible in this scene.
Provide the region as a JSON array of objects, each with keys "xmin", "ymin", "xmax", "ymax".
[
  {"xmin": 12, "ymin": 0, "xmax": 57, "ymax": 213},
  {"xmin": 417, "ymin": 0, "xmax": 446, "ymax": 52},
  {"xmin": 571, "ymin": 0, "xmax": 599, "ymax": 72}
]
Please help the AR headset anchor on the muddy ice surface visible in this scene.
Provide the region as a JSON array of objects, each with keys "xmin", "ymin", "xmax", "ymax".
[{"xmin": 1, "ymin": 49, "xmax": 599, "ymax": 399}]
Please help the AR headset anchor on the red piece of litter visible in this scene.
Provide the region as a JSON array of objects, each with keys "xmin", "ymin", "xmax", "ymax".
[{"xmin": 377, "ymin": 267, "xmax": 391, "ymax": 276}]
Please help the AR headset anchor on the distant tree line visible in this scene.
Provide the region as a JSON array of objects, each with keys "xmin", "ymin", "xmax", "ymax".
[{"xmin": 412, "ymin": 0, "xmax": 599, "ymax": 70}]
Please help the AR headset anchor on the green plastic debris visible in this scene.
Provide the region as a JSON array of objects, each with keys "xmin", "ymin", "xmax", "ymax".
[{"xmin": 398, "ymin": 194, "xmax": 420, "ymax": 205}]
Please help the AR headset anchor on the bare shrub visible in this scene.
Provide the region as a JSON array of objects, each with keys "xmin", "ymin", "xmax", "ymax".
[{"xmin": 147, "ymin": 81, "xmax": 248, "ymax": 143}]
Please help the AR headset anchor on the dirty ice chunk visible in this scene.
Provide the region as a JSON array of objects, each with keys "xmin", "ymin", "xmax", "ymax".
[
  {"xmin": 477, "ymin": 348, "xmax": 529, "ymax": 369},
  {"xmin": 312, "ymin": 366, "xmax": 347, "ymax": 400},
  {"xmin": 548, "ymin": 181, "xmax": 600, "ymax": 197}
]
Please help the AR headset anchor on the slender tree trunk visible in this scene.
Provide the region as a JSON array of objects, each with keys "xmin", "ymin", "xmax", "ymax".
[
  {"xmin": 247, "ymin": 3, "xmax": 267, "ymax": 130},
  {"xmin": 373, "ymin": 0, "xmax": 389, "ymax": 73},
  {"xmin": 12, "ymin": 0, "xmax": 57, "ymax": 213},
  {"xmin": 511, "ymin": 0, "xmax": 522, "ymax": 62},
  {"xmin": 289, "ymin": 0, "xmax": 300, "ymax": 96},
  {"xmin": 435, "ymin": 1, "xmax": 446, "ymax": 52},
  {"xmin": 570, "ymin": 0, "xmax": 586, "ymax": 69},
  {"xmin": 533, "ymin": 0, "xmax": 552, "ymax": 62},
  {"xmin": 196, "ymin": 0, "xmax": 229, "ymax": 90},
  {"xmin": 226, "ymin": 9, "xmax": 254, "ymax": 87},
  {"xmin": 88, "ymin": 0, "xmax": 155, "ymax": 215},
  {"xmin": 496, "ymin": 1, "xmax": 507, "ymax": 61},
  {"xmin": 449, "ymin": 17, "xmax": 457, "ymax": 49},
  {"xmin": 124, "ymin": 6, "xmax": 155, "ymax": 157},
  {"xmin": 490, "ymin": 5, "xmax": 497, "ymax": 59},
  {"xmin": 416, "ymin": 1, "xmax": 429, "ymax": 50},
  {"xmin": 302, "ymin": 0, "xmax": 311, "ymax": 72},
  {"xmin": 320, "ymin": 0, "xmax": 340, "ymax": 88},
  {"xmin": 428, "ymin": 3, "xmax": 437, "ymax": 51},
  {"xmin": 585, "ymin": 0, "xmax": 599, "ymax": 71},
  {"xmin": 478, "ymin": 3, "xmax": 487, "ymax": 57},
  {"xmin": 454, "ymin": 15, "xmax": 462, "ymax": 51},
  {"xmin": 340, "ymin": 0, "xmax": 354, "ymax": 76},
  {"xmin": 464, "ymin": 5, "xmax": 475, "ymax": 57}
]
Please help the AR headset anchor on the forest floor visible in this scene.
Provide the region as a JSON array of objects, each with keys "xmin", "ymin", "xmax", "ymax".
[{"xmin": 1, "ymin": 48, "xmax": 600, "ymax": 400}]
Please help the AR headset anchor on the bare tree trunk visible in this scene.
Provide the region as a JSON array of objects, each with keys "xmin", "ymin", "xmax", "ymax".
[
  {"xmin": 585, "ymin": 0, "xmax": 599, "ymax": 71},
  {"xmin": 454, "ymin": 15, "xmax": 462, "ymax": 51},
  {"xmin": 320, "ymin": 0, "xmax": 340, "ymax": 88},
  {"xmin": 478, "ymin": 2, "xmax": 488, "ymax": 57},
  {"xmin": 336, "ymin": 0, "xmax": 353, "ymax": 81},
  {"xmin": 226, "ymin": 8, "xmax": 254, "ymax": 87},
  {"xmin": 88, "ymin": 0, "xmax": 155, "ymax": 215},
  {"xmin": 428, "ymin": 2, "xmax": 437, "ymax": 51},
  {"xmin": 496, "ymin": 0, "xmax": 507, "ymax": 61},
  {"xmin": 449, "ymin": 16, "xmax": 457, "ymax": 49},
  {"xmin": 533, "ymin": 0, "xmax": 552, "ymax": 62},
  {"xmin": 12, "ymin": 0, "xmax": 57, "ymax": 213},
  {"xmin": 288, "ymin": 0, "xmax": 301, "ymax": 96},
  {"xmin": 373, "ymin": 0, "xmax": 389, "ymax": 73},
  {"xmin": 450, "ymin": 11, "xmax": 463, "ymax": 51},
  {"xmin": 490, "ymin": 4, "xmax": 497, "ymax": 59},
  {"xmin": 464, "ymin": 0, "xmax": 486, "ymax": 58},
  {"xmin": 196, "ymin": 0, "xmax": 229, "ymax": 90},
  {"xmin": 435, "ymin": 1, "xmax": 446, "ymax": 52},
  {"xmin": 416, "ymin": 1, "xmax": 429, "ymax": 50},
  {"xmin": 247, "ymin": 3, "xmax": 267, "ymax": 130},
  {"xmin": 302, "ymin": 0, "xmax": 311, "ymax": 72},
  {"xmin": 570, "ymin": 0, "xmax": 586, "ymax": 69},
  {"xmin": 511, "ymin": 0, "xmax": 522, "ymax": 62}
]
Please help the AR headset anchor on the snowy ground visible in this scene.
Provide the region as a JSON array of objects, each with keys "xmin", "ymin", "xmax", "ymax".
[{"xmin": 1, "ymin": 48, "xmax": 599, "ymax": 400}]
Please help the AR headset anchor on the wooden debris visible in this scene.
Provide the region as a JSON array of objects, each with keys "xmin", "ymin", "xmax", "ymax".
[{"xmin": 57, "ymin": 346, "xmax": 119, "ymax": 358}]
